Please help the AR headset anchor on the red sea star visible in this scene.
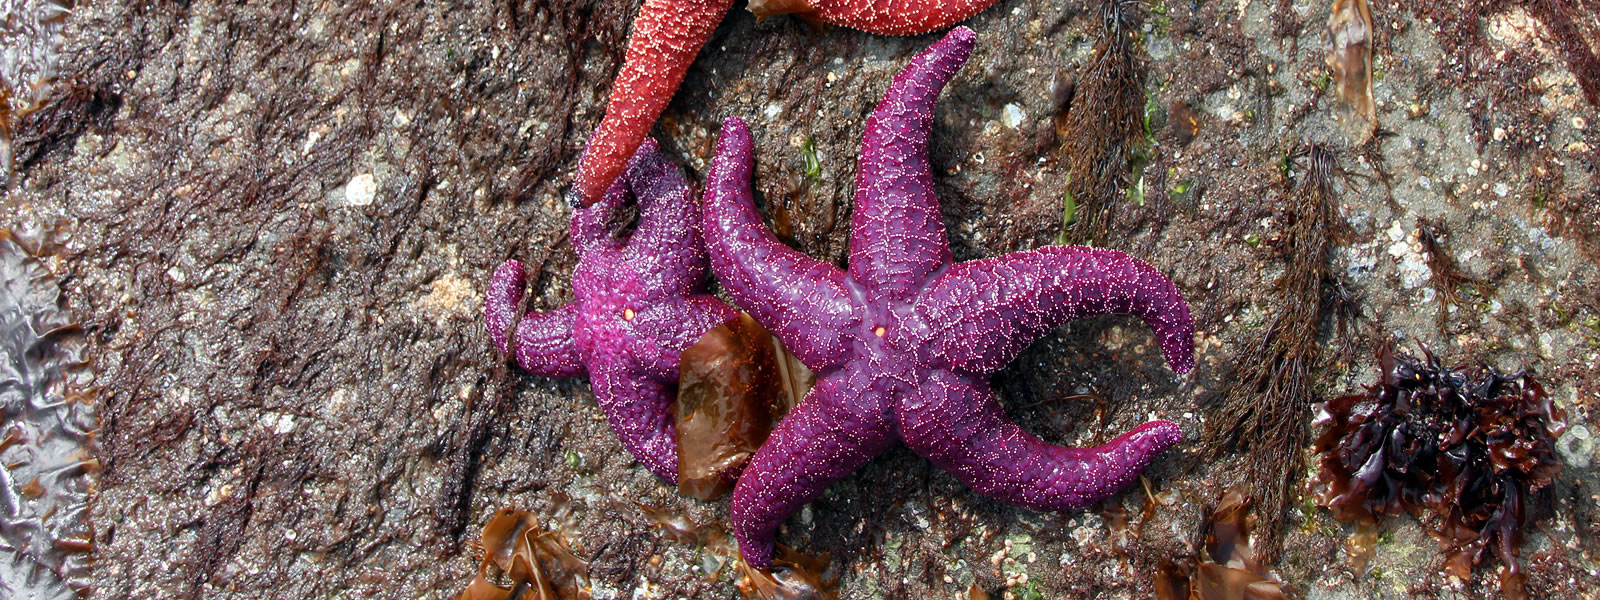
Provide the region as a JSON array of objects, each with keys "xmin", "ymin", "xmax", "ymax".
[
  {"xmin": 567, "ymin": 0, "xmax": 1005, "ymax": 208},
  {"xmin": 700, "ymin": 27, "xmax": 1196, "ymax": 567},
  {"xmin": 486, "ymin": 140, "xmax": 739, "ymax": 483}
]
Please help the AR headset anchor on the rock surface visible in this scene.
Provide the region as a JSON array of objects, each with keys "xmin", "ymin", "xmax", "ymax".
[{"xmin": 1, "ymin": 0, "xmax": 1597, "ymax": 598}]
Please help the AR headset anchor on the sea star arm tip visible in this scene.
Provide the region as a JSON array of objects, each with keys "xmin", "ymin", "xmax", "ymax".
[
  {"xmin": 731, "ymin": 372, "xmax": 897, "ymax": 567},
  {"xmin": 901, "ymin": 375, "xmax": 1181, "ymax": 512},
  {"xmin": 847, "ymin": 27, "xmax": 976, "ymax": 301},
  {"xmin": 624, "ymin": 140, "xmax": 718, "ymax": 293},
  {"xmin": 571, "ymin": 169, "xmax": 637, "ymax": 256},
  {"xmin": 774, "ymin": 3, "xmax": 995, "ymax": 37},
  {"xmin": 589, "ymin": 365, "xmax": 682, "ymax": 483},
  {"xmin": 485, "ymin": 260, "xmax": 586, "ymax": 378},
  {"xmin": 569, "ymin": 0, "xmax": 735, "ymax": 207}
]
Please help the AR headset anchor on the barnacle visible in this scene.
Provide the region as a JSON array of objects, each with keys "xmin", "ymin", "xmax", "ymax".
[
  {"xmin": 1312, "ymin": 346, "xmax": 1566, "ymax": 599},
  {"xmin": 0, "ymin": 228, "xmax": 95, "ymax": 599}
]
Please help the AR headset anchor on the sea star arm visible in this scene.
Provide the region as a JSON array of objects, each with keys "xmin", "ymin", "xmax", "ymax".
[
  {"xmin": 730, "ymin": 371, "xmax": 898, "ymax": 567},
  {"xmin": 846, "ymin": 27, "xmax": 973, "ymax": 303},
  {"xmin": 571, "ymin": 167, "xmax": 634, "ymax": 257},
  {"xmin": 588, "ymin": 362, "xmax": 682, "ymax": 483},
  {"xmin": 630, "ymin": 295, "xmax": 740, "ymax": 380},
  {"xmin": 568, "ymin": 0, "xmax": 734, "ymax": 208},
  {"xmin": 624, "ymin": 139, "xmax": 714, "ymax": 296},
  {"xmin": 485, "ymin": 260, "xmax": 587, "ymax": 378},
  {"xmin": 748, "ymin": 0, "xmax": 998, "ymax": 36},
  {"xmin": 899, "ymin": 370, "xmax": 1182, "ymax": 511},
  {"xmin": 916, "ymin": 245, "xmax": 1196, "ymax": 375},
  {"xmin": 702, "ymin": 117, "xmax": 858, "ymax": 370}
]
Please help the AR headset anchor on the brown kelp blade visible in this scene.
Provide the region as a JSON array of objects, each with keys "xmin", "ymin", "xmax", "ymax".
[
  {"xmin": 458, "ymin": 509, "xmax": 590, "ymax": 600},
  {"xmin": 676, "ymin": 313, "xmax": 814, "ymax": 499}
]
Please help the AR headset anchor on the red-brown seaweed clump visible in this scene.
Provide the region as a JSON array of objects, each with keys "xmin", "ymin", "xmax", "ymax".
[{"xmin": 1312, "ymin": 346, "xmax": 1566, "ymax": 598}]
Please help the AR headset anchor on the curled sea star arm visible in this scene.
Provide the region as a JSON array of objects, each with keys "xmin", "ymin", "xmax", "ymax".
[
  {"xmin": 916, "ymin": 245, "xmax": 1196, "ymax": 375},
  {"xmin": 748, "ymin": 0, "xmax": 999, "ymax": 36},
  {"xmin": 898, "ymin": 370, "xmax": 1183, "ymax": 511},
  {"xmin": 702, "ymin": 117, "xmax": 859, "ymax": 370},
  {"xmin": 846, "ymin": 27, "xmax": 973, "ymax": 303},
  {"xmin": 731, "ymin": 371, "xmax": 898, "ymax": 567},
  {"xmin": 589, "ymin": 362, "xmax": 683, "ymax": 483},
  {"xmin": 624, "ymin": 140, "xmax": 715, "ymax": 297},
  {"xmin": 485, "ymin": 260, "xmax": 587, "ymax": 378},
  {"xmin": 569, "ymin": 0, "xmax": 734, "ymax": 208}
]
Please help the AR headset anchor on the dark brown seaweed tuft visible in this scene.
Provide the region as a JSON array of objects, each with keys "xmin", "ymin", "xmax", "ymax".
[{"xmin": 1312, "ymin": 346, "xmax": 1566, "ymax": 599}]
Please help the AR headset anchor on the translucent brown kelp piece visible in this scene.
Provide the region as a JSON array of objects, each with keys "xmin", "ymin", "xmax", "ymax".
[
  {"xmin": 0, "ymin": 229, "xmax": 96, "ymax": 599},
  {"xmin": 736, "ymin": 545, "xmax": 839, "ymax": 600},
  {"xmin": 1154, "ymin": 488, "xmax": 1291, "ymax": 600},
  {"xmin": 1324, "ymin": 0, "xmax": 1376, "ymax": 142},
  {"xmin": 676, "ymin": 313, "xmax": 813, "ymax": 499},
  {"xmin": 457, "ymin": 509, "xmax": 591, "ymax": 600}
]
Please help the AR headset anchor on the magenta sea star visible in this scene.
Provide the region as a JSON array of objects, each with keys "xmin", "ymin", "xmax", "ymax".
[
  {"xmin": 700, "ymin": 27, "xmax": 1197, "ymax": 567},
  {"xmin": 486, "ymin": 140, "xmax": 738, "ymax": 483}
]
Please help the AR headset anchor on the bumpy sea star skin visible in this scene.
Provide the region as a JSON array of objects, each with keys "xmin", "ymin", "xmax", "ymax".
[
  {"xmin": 568, "ymin": 0, "xmax": 734, "ymax": 209},
  {"xmin": 701, "ymin": 27, "xmax": 1196, "ymax": 567},
  {"xmin": 747, "ymin": 0, "xmax": 996, "ymax": 35},
  {"xmin": 488, "ymin": 140, "xmax": 739, "ymax": 483},
  {"xmin": 567, "ymin": 0, "xmax": 1005, "ymax": 208}
]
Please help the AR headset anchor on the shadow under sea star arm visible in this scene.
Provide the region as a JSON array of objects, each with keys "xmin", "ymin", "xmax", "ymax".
[
  {"xmin": 702, "ymin": 117, "xmax": 858, "ymax": 370},
  {"xmin": 747, "ymin": 0, "xmax": 998, "ymax": 36},
  {"xmin": 900, "ymin": 370, "xmax": 1182, "ymax": 511},
  {"xmin": 486, "ymin": 261, "xmax": 587, "ymax": 378},
  {"xmin": 589, "ymin": 362, "xmax": 682, "ymax": 483},
  {"xmin": 624, "ymin": 140, "xmax": 715, "ymax": 297},
  {"xmin": 846, "ymin": 27, "xmax": 973, "ymax": 303},
  {"xmin": 730, "ymin": 371, "xmax": 898, "ymax": 568},
  {"xmin": 916, "ymin": 245, "xmax": 1195, "ymax": 376},
  {"xmin": 568, "ymin": 0, "xmax": 734, "ymax": 208}
]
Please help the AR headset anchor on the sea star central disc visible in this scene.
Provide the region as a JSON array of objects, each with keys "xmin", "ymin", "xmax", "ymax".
[
  {"xmin": 700, "ymin": 26, "xmax": 1197, "ymax": 567},
  {"xmin": 486, "ymin": 141, "xmax": 738, "ymax": 482}
]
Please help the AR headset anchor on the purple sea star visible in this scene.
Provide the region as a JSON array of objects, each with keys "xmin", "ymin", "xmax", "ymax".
[
  {"xmin": 486, "ymin": 140, "xmax": 739, "ymax": 483},
  {"xmin": 700, "ymin": 27, "xmax": 1197, "ymax": 567}
]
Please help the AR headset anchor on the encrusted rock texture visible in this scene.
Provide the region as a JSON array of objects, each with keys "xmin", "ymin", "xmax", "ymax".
[{"xmin": 1, "ymin": 0, "xmax": 1597, "ymax": 598}]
